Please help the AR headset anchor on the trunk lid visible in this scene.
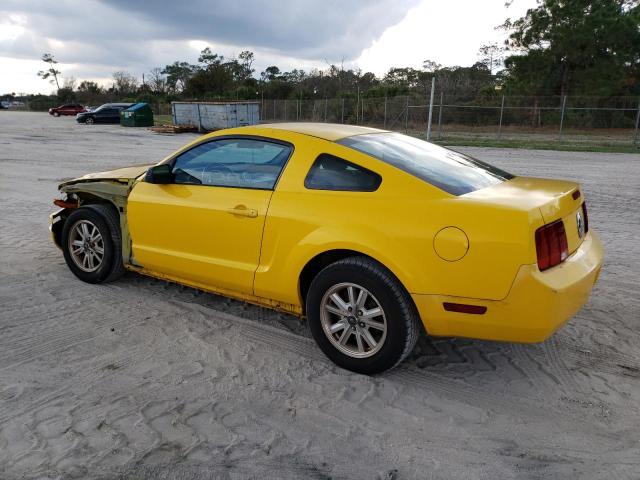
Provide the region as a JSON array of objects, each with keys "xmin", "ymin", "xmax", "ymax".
[{"xmin": 465, "ymin": 176, "xmax": 586, "ymax": 255}]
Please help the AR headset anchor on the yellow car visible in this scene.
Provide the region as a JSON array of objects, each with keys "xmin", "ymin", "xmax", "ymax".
[{"xmin": 50, "ymin": 123, "xmax": 603, "ymax": 374}]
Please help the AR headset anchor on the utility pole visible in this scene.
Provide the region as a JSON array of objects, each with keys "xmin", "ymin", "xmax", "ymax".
[
  {"xmin": 634, "ymin": 98, "xmax": 640, "ymax": 145},
  {"xmin": 404, "ymin": 96, "xmax": 409, "ymax": 133},
  {"xmin": 426, "ymin": 76, "xmax": 435, "ymax": 141},
  {"xmin": 558, "ymin": 95, "xmax": 567, "ymax": 142},
  {"xmin": 383, "ymin": 95, "xmax": 387, "ymax": 129},
  {"xmin": 497, "ymin": 95, "xmax": 505, "ymax": 140},
  {"xmin": 356, "ymin": 85, "xmax": 360, "ymax": 124},
  {"xmin": 437, "ymin": 92, "xmax": 444, "ymax": 139}
]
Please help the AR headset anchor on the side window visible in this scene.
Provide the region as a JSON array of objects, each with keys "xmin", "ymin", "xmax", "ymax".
[
  {"xmin": 304, "ymin": 154, "xmax": 381, "ymax": 192},
  {"xmin": 171, "ymin": 138, "xmax": 292, "ymax": 189}
]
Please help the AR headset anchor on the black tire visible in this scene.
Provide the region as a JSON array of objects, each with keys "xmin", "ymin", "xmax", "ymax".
[
  {"xmin": 85, "ymin": 116, "xmax": 94, "ymax": 125},
  {"xmin": 306, "ymin": 256, "xmax": 420, "ymax": 374},
  {"xmin": 61, "ymin": 204, "xmax": 125, "ymax": 283},
  {"xmin": 53, "ymin": 112, "xmax": 60, "ymax": 117}
]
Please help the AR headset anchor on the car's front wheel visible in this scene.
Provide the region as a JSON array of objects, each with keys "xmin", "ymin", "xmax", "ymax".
[
  {"xmin": 85, "ymin": 116, "xmax": 94, "ymax": 125},
  {"xmin": 53, "ymin": 112, "xmax": 60, "ymax": 117},
  {"xmin": 61, "ymin": 205, "xmax": 125, "ymax": 283},
  {"xmin": 306, "ymin": 256, "xmax": 420, "ymax": 374}
]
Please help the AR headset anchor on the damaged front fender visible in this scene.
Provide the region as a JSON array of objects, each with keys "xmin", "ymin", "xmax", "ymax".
[{"xmin": 50, "ymin": 166, "xmax": 150, "ymax": 264}]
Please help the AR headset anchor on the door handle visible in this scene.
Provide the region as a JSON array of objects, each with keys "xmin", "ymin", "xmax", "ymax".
[{"xmin": 227, "ymin": 205, "xmax": 258, "ymax": 218}]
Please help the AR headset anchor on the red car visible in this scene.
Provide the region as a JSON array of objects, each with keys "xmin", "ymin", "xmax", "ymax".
[{"xmin": 49, "ymin": 104, "xmax": 86, "ymax": 117}]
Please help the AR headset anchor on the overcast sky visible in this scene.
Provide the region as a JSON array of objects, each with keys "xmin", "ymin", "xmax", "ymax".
[{"xmin": 0, "ymin": 0, "xmax": 538, "ymax": 95}]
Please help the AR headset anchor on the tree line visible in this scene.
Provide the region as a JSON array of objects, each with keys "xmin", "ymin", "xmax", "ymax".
[{"xmin": 19, "ymin": 0, "xmax": 640, "ymax": 108}]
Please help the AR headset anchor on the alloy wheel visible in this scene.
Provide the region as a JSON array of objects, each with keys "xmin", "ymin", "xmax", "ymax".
[
  {"xmin": 68, "ymin": 220, "xmax": 104, "ymax": 272},
  {"xmin": 319, "ymin": 282, "xmax": 387, "ymax": 358}
]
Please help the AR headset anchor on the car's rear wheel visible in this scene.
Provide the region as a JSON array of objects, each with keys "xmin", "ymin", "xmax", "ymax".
[
  {"xmin": 85, "ymin": 116, "xmax": 94, "ymax": 125},
  {"xmin": 306, "ymin": 256, "xmax": 420, "ymax": 374},
  {"xmin": 61, "ymin": 205, "xmax": 125, "ymax": 283}
]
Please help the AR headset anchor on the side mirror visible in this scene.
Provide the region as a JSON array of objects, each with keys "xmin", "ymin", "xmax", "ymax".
[{"xmin": 145, "ymin": 164, "xmax": 172, "ymax": 184}]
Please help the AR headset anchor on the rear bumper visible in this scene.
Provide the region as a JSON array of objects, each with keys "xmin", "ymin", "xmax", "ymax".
[{"xmin": 413, "ymin": 231, "xmax": 604, "ymax": 343}]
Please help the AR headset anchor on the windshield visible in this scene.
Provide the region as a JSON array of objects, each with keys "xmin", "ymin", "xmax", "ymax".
[{"xmin": 337, "ymin": 132, "xmax": 514, "ymax": 195}]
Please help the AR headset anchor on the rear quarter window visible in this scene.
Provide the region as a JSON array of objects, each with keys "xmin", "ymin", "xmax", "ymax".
[
  {"xmin": 337, "ymin": 132, "xmax": 513, "ymax": 195},
  {"xmin": 305, "ymin": 154, "xmax": 381, "ymax": 192}
]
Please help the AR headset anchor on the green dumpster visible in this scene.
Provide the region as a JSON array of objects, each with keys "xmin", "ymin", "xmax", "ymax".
[{"xmin": 120, "ymin": 102, "xmax": 154, "ymax": 127}]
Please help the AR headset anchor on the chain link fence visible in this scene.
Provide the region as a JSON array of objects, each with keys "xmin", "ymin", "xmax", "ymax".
[
  {"xmin": 258, "ymin": 95, "xmax": 640, "ymax": 147},
  {"xmin": 9, "ymin": 94, "xmax": 639, "ymax": 146}
]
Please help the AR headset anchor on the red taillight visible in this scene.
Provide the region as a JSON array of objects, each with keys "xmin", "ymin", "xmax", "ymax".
[
  {"xmin": 535, "ymin": 220, "xmax": 568, "ymax": 271},
  {"xmin": 582, "ymin": 202, "xmax": 589, "ymax": 234}
]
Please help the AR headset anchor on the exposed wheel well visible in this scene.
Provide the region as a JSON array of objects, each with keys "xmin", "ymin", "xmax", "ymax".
[{"xmin": 52, "ymin": 197, "xmax": 119, "ymax": 247}]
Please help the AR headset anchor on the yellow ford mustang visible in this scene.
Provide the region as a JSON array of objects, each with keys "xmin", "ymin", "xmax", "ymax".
[{"xmin": 50, "ymin": 123, "xmax": 603, "ymax": 374}]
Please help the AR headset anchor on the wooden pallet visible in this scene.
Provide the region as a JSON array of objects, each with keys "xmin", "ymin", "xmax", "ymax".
[{"xmin": 149, "ymin": 124, "xmax": 199, "ymax": 134}]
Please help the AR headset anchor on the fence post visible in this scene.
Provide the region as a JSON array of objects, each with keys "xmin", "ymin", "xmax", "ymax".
[
  {"xmin": 284, "ymin": 99, "xmax": 287, "ymax": 121},
  {"xmin": 426, "ymin": 77, "xmax": 436, "ymax": 141},
  {"xmin": 558, "ymin": 95, "xmax": 567, "ymax": 142},
  {"xmin": 324, "ymin": 98, "xmax": 328, "ymax": 122},
  {"xmin": 341, "ymin": 98, "xmax": 345, "ymax": 124},
  {"xmin": 634, "ymin": 98, "xmax": 640, "ymax": 145},
  {"xmin": 437, "ymin": 92, "xmax": 444, "ymax": 139},
  {"xmin": 497, "ymin": 95, "xmax": 505, "ymax": 140},
  {"xmin": 361, "ymin": 98, "xmax": 365, "ymax": 124},
  {"xmin": 196, "ymin": 103, "xmax": 203, "ymax": 132},
  {"xmin": 405, "ymin": 96, "xmax": 409, "ymax": 133},
  {"xmin": 383, "ymin": 96, "xmax": 387, "ymax": 129}
]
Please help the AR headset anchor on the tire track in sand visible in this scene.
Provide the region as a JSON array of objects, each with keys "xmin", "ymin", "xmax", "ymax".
[{"xmin": 169, "ymin": 300, "xmax": 604, "ymax": 427}]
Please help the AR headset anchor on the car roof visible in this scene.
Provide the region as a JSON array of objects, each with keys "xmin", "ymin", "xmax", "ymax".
[
  {"xmin": 99, "ymin": 103, "xmax": 133, "ymax": 108},
  {"xmin": 256, "ymin": 122, "xmax": 388, "ymax": 141}
]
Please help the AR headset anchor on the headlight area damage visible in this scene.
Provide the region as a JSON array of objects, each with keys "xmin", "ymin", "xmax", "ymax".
[{"xmin": 49, "ymin": 165, "xmax": 151, "ymax": 265}]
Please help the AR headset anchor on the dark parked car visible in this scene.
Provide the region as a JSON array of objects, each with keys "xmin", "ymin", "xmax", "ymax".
[
  {"xmin": 76, "ymin": 103, "xmax": 133, "ymax": 125},
  {"xmin": 49, "ymin": 104, "xmax": 86, "ymax": 117}
]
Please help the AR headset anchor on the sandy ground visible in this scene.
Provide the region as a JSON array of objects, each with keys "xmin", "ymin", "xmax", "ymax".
[{"xmin": 0, "ymin": 111, "xmax": 639, "ymax": 480}]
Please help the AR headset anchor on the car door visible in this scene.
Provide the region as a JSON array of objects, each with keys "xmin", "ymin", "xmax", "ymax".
[
  {"xmin": 127, "ymin": 137, "xmax": 293, "ymax": 295},
  {"xmin": 93, "ymin": 108, "xmax": 111, "ymax": 123}
]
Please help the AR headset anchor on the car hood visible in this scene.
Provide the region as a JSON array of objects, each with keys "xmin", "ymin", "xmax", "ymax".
[{"xmin": 59, "ymin": 164, "xmax": 152, "ymax": 188}]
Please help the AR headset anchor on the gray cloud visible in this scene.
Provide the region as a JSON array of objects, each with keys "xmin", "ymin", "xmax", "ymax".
[
  {"xmin": 99, "ymin": 0, "xmax": 418, "ymax": 58},
  {"xmin": 1, "ymin": 0, "xmax": 419, "ymax": 78}
]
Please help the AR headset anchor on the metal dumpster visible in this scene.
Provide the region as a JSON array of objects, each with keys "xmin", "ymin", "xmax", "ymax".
[
  {"xmin": 171, "ymin": 101, "xmax": 260, "ymax": 131},
  {"xmin": 120, "ymin": 103, "xmax": 154, "ymax": 127}
]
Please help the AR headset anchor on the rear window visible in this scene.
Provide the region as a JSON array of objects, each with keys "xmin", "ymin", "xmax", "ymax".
[{"xmin": 337, "ymin": 132, "xmax": 513, "ymax": 195}]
